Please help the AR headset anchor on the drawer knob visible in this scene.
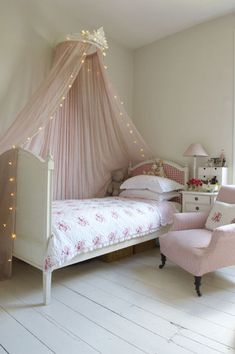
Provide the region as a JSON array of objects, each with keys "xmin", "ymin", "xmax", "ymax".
[
  {"xmin": 195, "ymin": 197, "xmax": 198, "ymax": 201},
  {"xmin": 196, "ymin": 206, "xmax": 199, "ymax": 211}
]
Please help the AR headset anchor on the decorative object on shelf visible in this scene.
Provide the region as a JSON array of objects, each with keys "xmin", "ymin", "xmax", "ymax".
[
  {"xmin": 219, "ymin": 149, "xmax": 227, "ymax": 167},
  {"xmin": 187, "ymin": 178, "xmax": 203, "ymax": 191},
  {"xmin": 183, "ymin": 143, "xmax": 208, "ymax": 178}
]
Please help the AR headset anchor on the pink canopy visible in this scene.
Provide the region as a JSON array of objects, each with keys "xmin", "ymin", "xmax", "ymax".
[
  {"xmin": 0, "ymin": 33, "xmax": 152, "ymax": 200},
  {"xmin": 0, "ymin": 29, "xmax": 152, "ymax": 278}
]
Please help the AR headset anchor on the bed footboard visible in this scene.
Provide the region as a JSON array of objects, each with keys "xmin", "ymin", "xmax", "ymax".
[{"xmin": 14, "ymin": 148, "xmax": 54, "ymax": 270}]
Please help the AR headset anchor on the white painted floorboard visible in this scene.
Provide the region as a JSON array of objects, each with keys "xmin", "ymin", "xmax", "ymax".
[{"xmin": 0, "ymin": 248, "xmax": 235, "ymax": 354}]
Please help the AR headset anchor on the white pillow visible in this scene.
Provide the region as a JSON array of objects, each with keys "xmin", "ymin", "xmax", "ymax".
[
  {"xmin": 120, "ymin": 175, "xmax": 184, "ymax": 193},
  {"xmin": 205, "ymin": 201, "xmax": 235, "ymax": 231},
  {"xmin": 119, "ymin": 189, "xmax": 180, "ymax": 201}
]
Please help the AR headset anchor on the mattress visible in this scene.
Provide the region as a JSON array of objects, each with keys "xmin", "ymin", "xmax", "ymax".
[{"xmin": 44, "ymin": 197, "xmax": 179, "ymax": 271}]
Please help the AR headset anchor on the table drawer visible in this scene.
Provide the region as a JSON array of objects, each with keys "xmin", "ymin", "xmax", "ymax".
[
  {"xmin": 183, "ymin": 194, "xmax": 211, "ymax": 205},
  {"xmin": 184, "ymin": 203, "xmax": 211, "ymax": 212}
]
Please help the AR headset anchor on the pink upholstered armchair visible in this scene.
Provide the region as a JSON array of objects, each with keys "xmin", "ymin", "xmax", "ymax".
[{"xmin": 159, "ymin": 185, "xmax": 235, "ymax": 296}]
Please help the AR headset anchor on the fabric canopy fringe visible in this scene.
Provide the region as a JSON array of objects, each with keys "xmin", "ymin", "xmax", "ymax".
[{"xmin": 0, "ymin": 33, "xmax": 152, "ymax": 200}]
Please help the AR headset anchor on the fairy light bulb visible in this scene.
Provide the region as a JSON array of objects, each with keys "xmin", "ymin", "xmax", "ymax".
[
  {"xmin": 121, "ymin": 101, "xmax": 124, "ymax": 105},
  {"xmin": 9, "ymin": 207, "xmax": 13, "ymax": 211},
  {"xmin": 27, "ymin": 137, "xmax": 31, "ymax": 141},
  {"xmin": 12, "ymin": 234, "xmax": 16, "ymax": 239},
  {"xmin": 38, "ymin": 127, "xmax": 43, "ymax": 131},
  {"xmin": 10, "ymin": 193, "xmax": 14, "ymax": 197},
  {"xmin": 59, "ymin": 103, "xmax": 63, "ymax": 107},
  {"xmin": 70, "ymin": 74, "xmax": 74, "ymax": 79},
  {"xmin": 104, "ymin": 65, "xmax": 108, "ymax": 70},
  {"xmin": 133, "ymin": 140, "xmax": 137, "ymax": 144},
  {"xmin": 68, "ymin": 84, "xmax": 72, "ymax": 88},
  {"xmin": 62, "ymin": 96, "xmax": 66, "ymax": 100},
  {"xmin": 50, "ymin": 116, "xmax": 54, "ymax": 120},
  {"xmin": 119, "ymin": 112, "xmax": 123, "ymax": 116},
  {"xmin": 12, "ymin": 145, "xmax": 16, "ymax": 149},
  {"xmin": 130, "ymin": 130, "xmax": 133, "ymax": 134},
  {"xmin": 8, "ymin": 161, "xmax": 12, "ymax": 166},
  {"xmin": 3, "ymin": 224, "xmax": 6, "ymax": 228},
  {"xmin": 9, "ymin": 177, "xmax": 14, "ymax": 182},
  {"xmin": 114, "ymin": 95, "xmax": 117, "ymax": 99},
  {"xmin": 103, "ymin": 52, "xmax": 106, "ymax": 56}
]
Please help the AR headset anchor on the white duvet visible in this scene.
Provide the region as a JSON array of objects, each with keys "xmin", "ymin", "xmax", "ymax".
[{"xmin": 44, "ymin": 197, "xmax": 179, "ymax": 271}]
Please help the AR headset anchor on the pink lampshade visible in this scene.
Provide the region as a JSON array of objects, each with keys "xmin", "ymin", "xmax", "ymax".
[{"xmin": 183, "ymin": 143, "xmax": 208, "ymax": 157}]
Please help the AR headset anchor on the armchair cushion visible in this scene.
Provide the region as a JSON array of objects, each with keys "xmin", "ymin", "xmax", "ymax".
[
  {"xmin": 205, "ymin": 201, "xmax": 235, "ymax": 230},
  {"xmin": 171, "ymin": 211, "xmax": 209, "ymax": 231}
]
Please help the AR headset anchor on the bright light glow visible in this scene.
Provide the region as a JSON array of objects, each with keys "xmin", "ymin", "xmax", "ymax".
[
  {"xmin": 8, "ymin": 161, "xmax": 12, "ymax": 165},
  {"xmin": 12, "ymin": 234, "xmax": 16, "ymax": 239},
  {"xmin": 9, "ymin": 178, "xmax": 14, "ymax": 182}
]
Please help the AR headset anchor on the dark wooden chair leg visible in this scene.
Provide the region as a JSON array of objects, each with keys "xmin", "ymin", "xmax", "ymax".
[
  {"xmin": 194, "ymin": 276, "xmax": 202, "ymax": 297},
  {"xmin": 159, "ymin": 253, "xmax": 166, "ymax": 269}
]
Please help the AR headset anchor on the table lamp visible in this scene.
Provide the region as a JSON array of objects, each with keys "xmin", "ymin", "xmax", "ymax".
[{"xmin": 183, "ymin": 143, "xmax": 208, "ymax": 178}]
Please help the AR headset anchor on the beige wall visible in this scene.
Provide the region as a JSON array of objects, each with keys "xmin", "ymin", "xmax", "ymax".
[
  {"xmin": 0, "ymin": 0, "xmax": 133, "ymax": 135},
  {"xmin": 133, "ymin": 14, "xmax": 235, "ymax": 181}
]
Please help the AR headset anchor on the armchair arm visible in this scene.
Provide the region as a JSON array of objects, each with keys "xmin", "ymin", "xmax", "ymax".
[
  {"xmin": 171, "ymin": 211, "xmax": 209, "ymax": 231},
  {"xmin": 209, "ymin": 223, "xmax": 235, "ymax": 249}
]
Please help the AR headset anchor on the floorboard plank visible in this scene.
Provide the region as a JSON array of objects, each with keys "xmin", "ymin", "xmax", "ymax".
[
  {"xmin": 1, "ymin": 271, "xmax": 145, "ymax": 354},
  {"xmin": 55, "ymin": 262, "xmax": 233, "ymax": 353},
  {"xmin": 0, "ymin": 307, "xmax": 53, "ymax": 354},
  {"xmin": 3, "ymin": 250, "xmax": 235, "ymax": 354}
]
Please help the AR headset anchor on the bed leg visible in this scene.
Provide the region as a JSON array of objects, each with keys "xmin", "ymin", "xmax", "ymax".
[{"xmin": 43, "ymin": 272, "xmax": 52, "ymax": 305}]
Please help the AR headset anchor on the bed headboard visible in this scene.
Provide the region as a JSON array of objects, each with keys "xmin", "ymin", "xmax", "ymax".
[{"xmin": 129, "ymin": 159, "xmax": 189, "ymax": 186}]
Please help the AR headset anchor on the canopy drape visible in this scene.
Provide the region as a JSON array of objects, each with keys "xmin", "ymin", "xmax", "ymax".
[{"xmin": 0, "ymin": 39, "xmax": 152, "ymax": 199}]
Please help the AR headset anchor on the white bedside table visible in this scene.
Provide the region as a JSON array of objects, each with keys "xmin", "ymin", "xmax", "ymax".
[{"xmin": 181, "ymin": 191, "xmax": 217, "ymax": 212}]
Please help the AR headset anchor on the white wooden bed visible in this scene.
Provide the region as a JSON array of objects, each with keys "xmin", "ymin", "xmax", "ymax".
[{"xmin": 13, "ymin": 148, "xmax": 188, "ymax": 304}]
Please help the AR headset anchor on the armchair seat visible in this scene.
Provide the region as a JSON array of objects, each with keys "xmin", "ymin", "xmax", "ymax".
[
  {"xmin": 160, "ymin": 229, "xmax": 212, "ymax": 276},
  {"xmin": 158, "ymin": 186, "xmax": 235, "ymax": 296}
]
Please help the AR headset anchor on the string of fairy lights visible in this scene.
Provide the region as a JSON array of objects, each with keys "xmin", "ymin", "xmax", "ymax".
[{"xmin": 3, "ymin": 29, "xmax": 146, "ymax": 251}]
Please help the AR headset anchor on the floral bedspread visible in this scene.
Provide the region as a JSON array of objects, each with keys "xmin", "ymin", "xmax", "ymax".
[{"xmin": 44, "ymin": 197, "xmax": 178, "ymax": 271}]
